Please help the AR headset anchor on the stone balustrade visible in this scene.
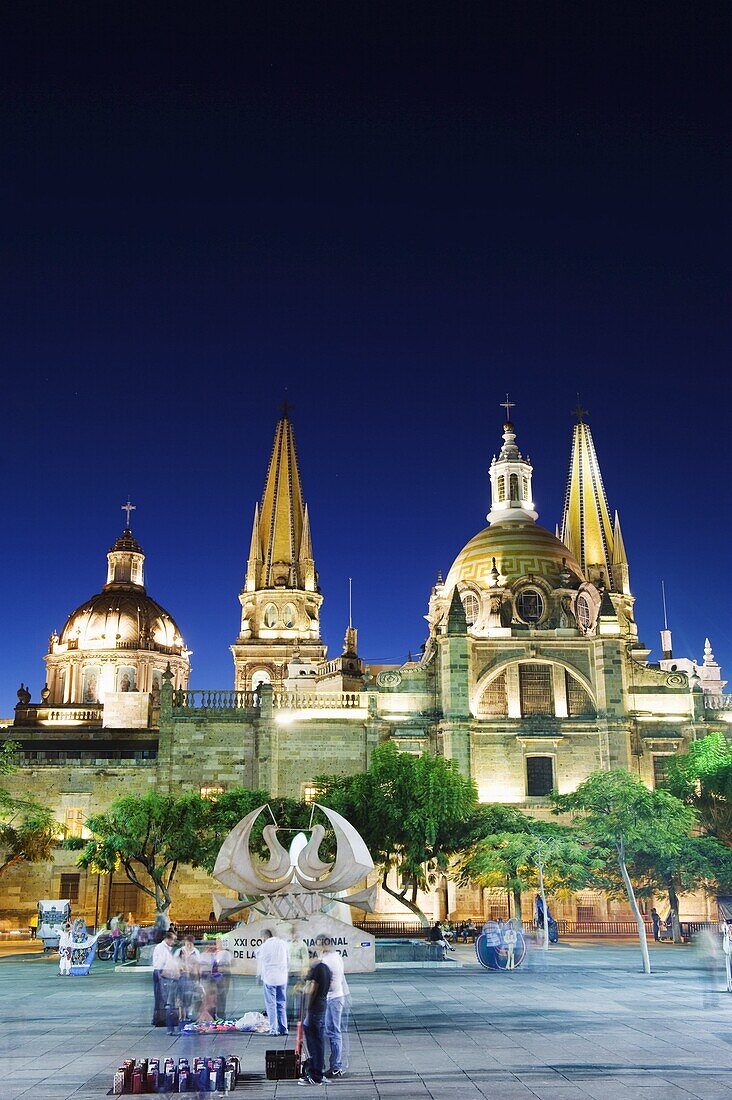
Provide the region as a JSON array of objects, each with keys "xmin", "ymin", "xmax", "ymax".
[
  {"xmin": 174, "ymin": 689, "xmax": 259, "ymax": 711},
  {"xmin": 271, "ymin": 690, "xmax": 366, "ymax": 710},
  {"xmin": 705, "ymin": 694, "xmax": 732, "ymax": 710}
]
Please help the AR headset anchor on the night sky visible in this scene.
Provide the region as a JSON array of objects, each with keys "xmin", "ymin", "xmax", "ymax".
[{"xmin": 2, "ymin": 3, "xmax": 731, "ymax": 710}]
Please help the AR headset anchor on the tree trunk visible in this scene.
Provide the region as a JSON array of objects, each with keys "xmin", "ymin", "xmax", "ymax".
[
  {"xmin": 512, "ymin": 883, "xmax": 523, "ymax": 928},
  {"xmin": 537, "ymin": 859, "xmax": 549, "ymax": 951},
  {"xmin": 381, "ymin": 870, "xmax": 429, "ymax": 926},
  {"xmin": 617, "ymin": 839, "xmax": 651, "ymax": 974},
  {"xmin": 668, "ymin": 884, "xmax": 682, "ymax": 944}
]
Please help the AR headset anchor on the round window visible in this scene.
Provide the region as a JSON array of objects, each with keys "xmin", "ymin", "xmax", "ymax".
[
  {"xmin": 282, "ymin": 603, "xmax": 296, "ymax": 629},
  {"xmin": 462, "ymin": 592, "xmax": 480, "ymax": 626},
  {"xmin": 263, "ymin": 604, "xmax": 278, "ymax": 628},
  {"xmin": 576, "ymin": 594, "xmax": 592, "ymax": 632},
  {"xmin": 515, "ymin": 589, "xmax": 544, "ymax": 624}
]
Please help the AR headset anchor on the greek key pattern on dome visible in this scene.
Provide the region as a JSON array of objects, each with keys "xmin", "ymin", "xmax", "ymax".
[{"xmin": 454, "ymin": 551, "xmax": 560, "ymax": 584}]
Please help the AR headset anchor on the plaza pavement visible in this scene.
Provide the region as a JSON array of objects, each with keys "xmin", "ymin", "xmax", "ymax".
[{"xmin": 1, "ymin": 938, "xmax": 732, "ymax": 1100}]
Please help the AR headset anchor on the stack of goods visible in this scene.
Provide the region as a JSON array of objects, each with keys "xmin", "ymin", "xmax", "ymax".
[
  {"xmin": 180, "ymin": 1018, "xmax": 238, "ymax": 1034},
  {"xmin": 265, "ymin": 1049, "xmax": 300, "ymax": 1081},
  {"xmin": 112, "ymin": 1055, "xmax": 240, "ymax": 1093}
]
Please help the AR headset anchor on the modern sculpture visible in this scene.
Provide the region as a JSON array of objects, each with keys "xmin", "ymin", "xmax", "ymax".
[
  {"xmin": 475, "ymin": 918, "xmax": 527, "ymax": 971},
  {"xmin": 212, "ymin": 803, "xmax": 377, "ymax": 973}
]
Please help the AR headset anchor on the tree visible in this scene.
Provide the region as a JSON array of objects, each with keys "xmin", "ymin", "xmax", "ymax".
[
  {"xmin": 553, "ymin": 770, "xmax": 696, "ymax": 974},
  {"xmin": 0, "ymin": 740, "xmax": 58, "ymax": 877},
  {"xmin": 79, "ymin": 791, "xmax": 209, "ymax": 916},
  {"xmin": 666, "ymin": 733, "xmax": 732, "ymax": 844},
  {"xmin": 317, "ymin": 742, "xmax": 477, "ymax": 924},
  {"xmin": 630, "ymin": 834, "xmax": 732, "ymax": 943},
  {"xmin": 457, "ymin": 816, "xmax": 599, "ymax": 943}
]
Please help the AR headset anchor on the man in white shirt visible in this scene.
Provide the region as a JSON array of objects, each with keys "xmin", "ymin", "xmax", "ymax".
[
  {"xmin": 151, "ymin": 930, "xmax": 179, "ymax": 1031},
  {"xmin": 256, "ymin": 927, "xmax": 289, "ymax": 1036},
  {"xmin": 320, "ymin": 941, "xmax": 349, "ymax": 1079}
]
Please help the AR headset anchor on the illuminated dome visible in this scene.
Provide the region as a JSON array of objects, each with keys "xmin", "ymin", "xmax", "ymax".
[
  {"xmin": 45, "ymin": 523, "xmax": 190, "ymax": 708},
  {"xmin": 444, "ymin": 522, "xmax": 584, "ymax": 593},
  {"xmin": 59, "ymin": 590, "xmax": 185, "ymax": 653}
]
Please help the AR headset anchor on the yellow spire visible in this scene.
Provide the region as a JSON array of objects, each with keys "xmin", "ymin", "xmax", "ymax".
[
  {"xmin": 560, "ymin": 416, "xmax": 615, "ymax": 587},
  {"xmin": 256, "ymin": 409, "xmax": 310, "ymax": 589}
]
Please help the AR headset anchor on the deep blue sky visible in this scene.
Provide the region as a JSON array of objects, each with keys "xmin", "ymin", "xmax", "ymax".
[{"xmin": 1, "ymin": 3, "xmax": 731, "ymax": 710}]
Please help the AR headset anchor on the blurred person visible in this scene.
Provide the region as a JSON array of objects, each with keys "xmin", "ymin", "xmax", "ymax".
[
  {"xmin": 256, "ymin": 927, "xmax": 289, "ymax": 1036},
  {"xmin": 321, "ymin": 941, "xmax": 349, "ymax": 1079},
  {"xmin": 299, "ymin": 935, "xmax": 331, "ymax": 1086},
  {"xmin": 58, "ymin": 921, "xmax": 72, "ymax": 976},
  {"xmin": 651, "ymin": 907, "xmax": 661, "ymax": 942},
  {"xmin": 151, "ymin": 929, "xmax": 178, "ymax": 1028},
  {"xmin": 177, "ymin": 935, "xmax": 201, "ymax": 1023},
  {"xmin": 113, "ymin": 916, "xmax": 128, "ymax": 962},
  {"xmin": 213, "ymin": 936, "xmax": 233, "ymax": 1019},
  {"xmin": 29, "ymin": 912, "xmax": 38, "ymax": 940},
  {"xmin": 287, "ymin": 926, "xmax": 310, "ymax": 1023}
]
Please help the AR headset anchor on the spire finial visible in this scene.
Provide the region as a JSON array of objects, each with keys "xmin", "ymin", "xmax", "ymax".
[
  {"xmin": 348, "ymin": 577, "xmax": 353, "ymax": 629},
  {"xmin": 572, "ymin": 394, "xmax": 588, "ymax": 422},
  {"xmin": 281, "ymin": 393, "xmax": 293, "ymax": 419},
  {"xmin": 500, "ymin": 393, "xmax": 515, "ymax": 421},
  {"xmin": 122, "ymin": 498, "xmax": 136, "ymax": 529}
]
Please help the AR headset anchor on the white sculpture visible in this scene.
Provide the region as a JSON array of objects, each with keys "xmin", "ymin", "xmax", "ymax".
[{"xmin": 212, "ymin": 803, "xmax": 377, "ymax": 974}]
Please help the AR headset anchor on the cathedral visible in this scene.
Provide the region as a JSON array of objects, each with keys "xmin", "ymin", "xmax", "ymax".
[{"xmin": 3, "ymin": 407, "xmax": 727, "ymax": 926}]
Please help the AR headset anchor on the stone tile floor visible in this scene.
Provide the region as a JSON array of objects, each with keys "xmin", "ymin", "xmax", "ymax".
[{"xmin": 1, "ymin": 939, "xmax": 732, "ymax": 1099}]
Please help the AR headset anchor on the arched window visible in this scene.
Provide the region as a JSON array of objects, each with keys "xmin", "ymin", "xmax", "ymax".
[
  {"xmin": 566, "ymin": 672, "xmax": 595, "ymax": 716},
  {"xmin": 476, "ymin": 671, "xmax": 507, "ymax": 717},
  {"xmin": 252, "ymin": 669, "xmax": 272, "ymax": 690},
  {"xmin": 497, "ymin": 475, "xmax": 506, "ymax": 502},
  {"xmin": 282, "ymin": 603, "xmax": 296, "ymax": 629},
  {"xmin": 519, "ymin": 663, "xmax": 553, "ymax": 716},
  {"xmin": 263, "ymin": 604, "xmax": 278, "ymax": 628},
  {"xmin": 526, "ymin": 756, "xmax": 554, "ymax": 796},
  {"xmin": 522, "ymin": 476, "xmax": 528, "ymax": 499},
  {"xmin": 509, "ymin": 473, "xmax": 519, "ymax": 500},
  {"xmin": 462, "ymin": 592, "xmax": 480, "ymax": 626}
]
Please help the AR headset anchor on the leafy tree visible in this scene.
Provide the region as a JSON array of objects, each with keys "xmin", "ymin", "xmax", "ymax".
[
  {"xmin": 666, "ymin": 733, "xmax": 732, "ymax": 844},
  {"xmin": 0, "ymin": 740, "xmax": 58, "ymax": 877},
  {"xmin": 79, "ymin": 791, "xmax": 209, "ymax": 916},
  {"xmin": 630, "ymin": 834, "xmax": 732, "ymax": 943},
  {"xmin": 553, "ymin": 770, "xmax": 695, "ymax": 974},
  {"xmin": 317, "ymin": 742, "xmax": 477, "ymax": 924},
  {"xmin": 0, "ymin": 805, "xmax": 58, "ymax": 877},
  {"xmin": 457, "ymin": 817, "xmax": 599, "ymax": 943}
]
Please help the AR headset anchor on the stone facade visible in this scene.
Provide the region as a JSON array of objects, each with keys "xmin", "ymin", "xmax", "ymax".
[{"xmin": 3, "ymin": 411, "xmax": 728, "ymax": 927}]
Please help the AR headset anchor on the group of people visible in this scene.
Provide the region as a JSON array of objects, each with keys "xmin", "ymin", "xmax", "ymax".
[
  {"xmin": 256, "ymin": 927, "xmax": 349, "ymax": 1086},
  {"xmin": 651, "ymin": 907, "xmax": 679, "ymax": 942},
  {"xmin": 152, "ymin": 930, "xmax": 233, "ymax": 1033}
]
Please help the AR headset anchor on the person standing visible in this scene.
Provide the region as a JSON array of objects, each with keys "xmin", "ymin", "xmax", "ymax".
[
  {"xmin": 299, "ymin": 935, "xmax": 331, "ymax": 1086},
  {"xmin": 113, "ymin": 916, "xmax": 128, "ymax": 962},
  {"xmin": 151, "ymin": 930, "xmax": 178, "ymax": 1029},
  {"xmin": 651, "ymin": 908, "xmax": 661, "ymax": 942},
  {"xmin": 321, "ymin": 941, "xmax": 349, "ymax": 1080},
  {"xmin": 58, "ymin": 921, "xmax": 73, "ymax": 976},
  {"xmin": 287, "ymin": 927, "xmax": 310, "ymax": 1024},
  {"xmin": 213, "ymin": 937, "xmax": 233, "ymax": 1019},
  {"xmin": 256, "ymin": 928, "xmax": 289, "ymax": 1036},
  {"xmin": 177, "ymin": 936, "xmax": 201, "ymax": 1023}
]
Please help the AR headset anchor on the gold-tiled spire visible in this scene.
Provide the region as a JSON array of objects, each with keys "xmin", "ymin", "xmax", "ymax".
[
  {"xmin": 560, "ymin": 417, "xmax": 616, "ymax": 588},
  {"xmin": 245, "ymin": 410, "xmax": 313, "ymax": 591}
]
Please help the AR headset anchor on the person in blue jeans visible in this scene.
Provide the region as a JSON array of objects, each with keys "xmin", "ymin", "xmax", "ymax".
[
  {"xmin": 321, "ymin": 941, "xmax": 349, "ymax": 1078},
  {"xmin": 256, "ymin": 928, "xmax": 289, "ymax": 1036},
  {"xmin": 299, "ymin": 936, "xmax": 331, "ymax": 1086}
]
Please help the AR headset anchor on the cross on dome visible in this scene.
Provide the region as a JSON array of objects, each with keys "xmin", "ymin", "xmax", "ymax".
[
  {"xmin": 122, "ymin": 498, "xmax": 136, "ymax": 528},
  {"xmin": 500, "ymin": 394, "xmax": 515, "ymax": 421}
]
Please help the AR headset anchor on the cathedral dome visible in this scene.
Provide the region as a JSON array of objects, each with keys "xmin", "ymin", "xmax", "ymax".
[
  {"xmin": 58, "ymin": 590, "xmax": 185, "ymax": 654},
  {"xmin": 444, "ymin": 522, "xmax": 584, "ymax": 592}
]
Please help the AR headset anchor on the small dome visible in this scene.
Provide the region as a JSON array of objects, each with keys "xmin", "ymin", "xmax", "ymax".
[
  {"xmin": 59, "ymin": 590, "xmax": 186, "ymax": 654},
  {"xmin": 445, "ymin": 522, "xmax": 583, "ymax": 592},
  {"xmin": 109, "ymin": 529, "xmax": 144, "ymax": 555}
]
